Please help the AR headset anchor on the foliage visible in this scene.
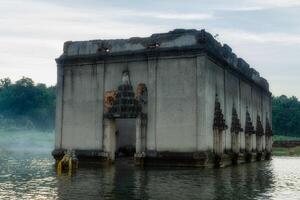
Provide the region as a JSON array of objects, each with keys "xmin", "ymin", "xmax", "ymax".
[
  {"xmin": 273, "ymin": 135, "xmax": 300, "ymax": 141},
  {"xmin": 272, "ymin": 95, "xmax": 300, "ymax": 137},
  {"xmin": 0, "ymin": 77, "xmax": 56, "ymax": 131}
]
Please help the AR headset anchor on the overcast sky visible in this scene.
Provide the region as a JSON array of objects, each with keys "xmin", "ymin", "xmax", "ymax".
[{"xmin": 0, "ymin": 0, "xmax": 299, "ymax": 98}]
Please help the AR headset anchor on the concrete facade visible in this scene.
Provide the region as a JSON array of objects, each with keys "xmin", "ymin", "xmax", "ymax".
[{"xmin": 52, "ymin": 29, "xmax": 272, "ymax": 167}]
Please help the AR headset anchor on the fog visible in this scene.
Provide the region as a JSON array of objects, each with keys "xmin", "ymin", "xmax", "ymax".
[{"xmin": 0, "ymin": 130, "xmax": 54, "ymax": 154}]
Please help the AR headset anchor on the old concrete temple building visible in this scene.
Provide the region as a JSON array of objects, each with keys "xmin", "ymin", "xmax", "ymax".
[{"xmin": 52, "ymin": 29, "xmax": 273, "ymax": 167}]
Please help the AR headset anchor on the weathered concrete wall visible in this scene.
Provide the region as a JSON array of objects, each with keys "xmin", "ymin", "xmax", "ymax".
[
  {"xmin": 104, "ymin": 61, "xmax": 148, "ymax": 92},
  {"xmin": 156, "ymin": 57, "xmax": 197, "ymax": 152},
  {"xmin": 60, "ymin": 64, "xmax": 104, "ymax": 150},
  {"xmin": 54, "ymin": 54, "xmax": 271, "ymax": 156},
  {"xmin": 204, "ymin": 58, "xmax": 225, "ymax": 151},
  {"xmin": 196, "ymin": 56, "xmax": 208, "ymax": 151},
  {"xmin": 240, "ymin": 80, "xmax": 252, "ymax": 151},
  {"xmin": 55, "ymin": 64, "xmax": 63, "ymax": 149},
  {"xmin": 251, "ymin": 85, "xmax": 263, "ymax": 151},
  {"xmin": 146, "ymin": 57, "xmax": 157, "ymax": 152},
  {"xmin": 224, "ymin": 70, "xmax": 240, "ymax": 151}
]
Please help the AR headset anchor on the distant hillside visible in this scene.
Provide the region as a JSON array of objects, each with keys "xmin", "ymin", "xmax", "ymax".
[{"xmin": 0, "ymin": 77, "xmax": 299, "ymax": 136}]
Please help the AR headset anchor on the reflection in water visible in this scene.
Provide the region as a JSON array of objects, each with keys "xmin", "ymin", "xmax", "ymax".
[{"xmin": 1, "ymin": 151, "xmax": 300, "ymax": 200}]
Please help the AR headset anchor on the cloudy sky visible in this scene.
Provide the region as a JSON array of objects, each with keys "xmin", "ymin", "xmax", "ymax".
[{"xmin": 0, "ymin": 0, "xmax": 299, "ymax": 98}]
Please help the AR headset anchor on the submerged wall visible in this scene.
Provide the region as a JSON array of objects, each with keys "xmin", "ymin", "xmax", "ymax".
[{"xmin": 53, "ymin": 29, "xmax": 272, "ymax": 167}]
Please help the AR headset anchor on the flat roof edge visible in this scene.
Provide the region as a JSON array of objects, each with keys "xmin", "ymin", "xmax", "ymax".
[{"xmin": 57, "ymin": 29, "xmax": 270, "ymax": 93}]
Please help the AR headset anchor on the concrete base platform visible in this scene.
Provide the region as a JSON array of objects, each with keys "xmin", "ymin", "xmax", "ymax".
[
  {"xmin": 245, "ymin": 152, "xmax": 258, "ymax": 162},
  {"xmin": 231, "ymin": 153, "xmax": 247, "ymax": 165},
  {"xmin": 52, "ymin": 149, "xmax": 272, "ymax": 168},
  {"xmin": 52, "ymin": 149, "xmax": 114, "ymax": 166},
  {"xmin": 135, "ymin": 151, "xmax": 215, "ymax": 168},
  {"xmin": 265, "ymin": 152, "xmax": 272, "ymax": 160},
  {"xmin": 256, "ymin": 152, "xmax": 263, "ymax": 161}
]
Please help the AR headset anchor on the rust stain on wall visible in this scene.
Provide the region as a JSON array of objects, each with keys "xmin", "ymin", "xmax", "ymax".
[{"xmin": 104, "ymin": 91, "xmax": 117, "ymax": 113}]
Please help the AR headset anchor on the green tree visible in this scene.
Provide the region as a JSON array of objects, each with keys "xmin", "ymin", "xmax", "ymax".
[
  {"xmin": 272, "ymin": 95, "xmax": 300, "ymax": 136},
  {"xmin": 0, "ymin": 78, "xmax": 11, "ymax": 89},
  {"xmin": 0, "ymin": 77, "xmax": 56, "ymax": 131}
]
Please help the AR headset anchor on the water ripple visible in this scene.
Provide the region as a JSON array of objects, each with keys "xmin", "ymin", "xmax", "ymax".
[{"xmin": 0, "ymin": 153, "xmax": 300, "ymax": 200}]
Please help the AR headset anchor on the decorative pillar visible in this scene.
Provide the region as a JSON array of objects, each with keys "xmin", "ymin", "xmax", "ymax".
[
  {"xmin": 244, "ymin": 110, "xmax": 255, "ymax": 162},
  {"xmin": 213, "ymin": 95, "xmax": 228, "ymax": 166},
  {"xmin": 103, "ymin": 118, "xmax": 116, "ymax": 162},
  {"xmin": 265, "ymin": 118, "xmax": 273, "ymax": 159},
  {"xmin": 135, "ymin": 114, "xmax": 147, "ymax": 165},
  {"xmin": 136, "ymin": 116, "xmax": 142, "ymax": 154},
  {"xmin": 135, "ymin": 115, "xmax": 147, "ymax": 151},
  {"xmin": 141, "ymin": 116, "xmax": 147, "ymax": 153},
  {"xmin": 134, "ymin": 83, "xmax": 148, "ymax": 165},
  {"xmin": 230, "ymin": 106, "xmax": 243, "ymax": 164},
  {"xmin": 55, "ymin": 64, "xmax": 64, "ymax": 149},
  {"xmin": 255, "ymin": 115, "xmax": 264, "ymax": 160}
]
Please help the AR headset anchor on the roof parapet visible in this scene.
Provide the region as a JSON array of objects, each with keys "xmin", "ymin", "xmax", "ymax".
[{"xmin": 61, "ymin": 29, "xmax": 269, "ymax": 91}]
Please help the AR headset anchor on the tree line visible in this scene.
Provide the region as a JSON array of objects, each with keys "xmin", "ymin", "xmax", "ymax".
[
  {"xmin": 0, "ymin": 77, "xmax": 55, "ymax": 131},
  {"xmin": 272, "ymin": 95, "xmax": 300, "ymax": 137},
  {"xmin": 0, "ymin": 77, "xmax": 299, "ymax": 136}
]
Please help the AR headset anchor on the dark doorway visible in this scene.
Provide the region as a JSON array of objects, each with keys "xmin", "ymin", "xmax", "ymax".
[{"xmin": 115, "ymin": 119, "xmax": 136, "ymax": 157}]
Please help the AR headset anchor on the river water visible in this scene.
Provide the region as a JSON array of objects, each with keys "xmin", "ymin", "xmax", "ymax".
[{"xmin": 0, "ymin": 132, "xmax": 300, "ymax": 200}]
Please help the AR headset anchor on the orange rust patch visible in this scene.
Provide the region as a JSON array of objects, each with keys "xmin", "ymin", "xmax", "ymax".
[
  {"xmin": 135, "ymin": 83, "xmax": 147, "ymax": 100},
  {"xmin": 104, "ymin": 91, "xmax": 117, "ymax": 113}
]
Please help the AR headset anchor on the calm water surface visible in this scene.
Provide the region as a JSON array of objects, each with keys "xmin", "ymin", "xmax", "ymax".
[
  {"xmin": 0, "ymin": 151, "xmax": 300, "ymax": 200},
  {"xmin": 0, "ymin": 132, "xmax": 299, "ymax": 200}
]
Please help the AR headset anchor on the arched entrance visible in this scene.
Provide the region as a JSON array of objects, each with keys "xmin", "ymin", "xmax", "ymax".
[
  {"xmin": 103, "ymin": 70, "xmax": 147, "ymax": 163},
  {"xmin": 115, "ymin": 118, "xmax": 136, "ymax": 157}
]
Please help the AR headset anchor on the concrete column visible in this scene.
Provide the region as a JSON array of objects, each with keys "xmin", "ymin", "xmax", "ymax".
[
  {"xmin": 252, "ymin": 134, "xmax": 256, "ymax": 152},
  {"xmin": 269, "ymin": 136, "xmax": 272, "ymax": 152},
  {"xmin": 103, "ymin": 118, "xmax": 116, "ymax": 161},
  {"xmin": 262, "ymin": 135, "xmax": 266, "ymax": 151},
  {"xmin": 136, "ymin": 117, "xmax": 142, "ymax": 153},
  {"xmin": 256, "ymin": 136, "xmax": 262, "ymax": 152},
  {"xmin": 219, "ymin": 132, "xmax": 223, "ymax": 154},
  {"xmin": 141, "ymin": 117, "xmax": 147, "ymax": 152},
  {"xmin": 55, "ymin": 64, "xmax": 64, "ymax": 149},
  {"xmin": 136, "ymin": 116, "xmax": 147, "ymax": 154},
  {"xmin": 196, "ymin": 56, "xmax": 207, "ymax": 151},
  {"xmin": 237, "ymin": 134, "xmax": 240, "ymax": 153},
  {"xmin": 147, "ymin": 57, "xmax": 157, "ymax": 151},
  {"xmin": 240, "ymin": 131, "xmax": 245, "ymax": 152},
  {"xmin": 245, "ymin": 134, "xmax": 252, "ymax": 153},
  {"xmin": 231, "ymin": 133, "xmax": 240, "ymax": 154},
  {"xmin": 213, "ymin": 129, "xmax": 217, "ymax": 154},
  {"xmin": 95, "ymin": 63, "xmax": 105, "ymax": 150},
  {"xmin": 265, "ymin": 136, "xmax": 272, "ymax": 153},
  {"xmin": 213, "ymin": 129, "xmax": 223, "ymax": 155}
]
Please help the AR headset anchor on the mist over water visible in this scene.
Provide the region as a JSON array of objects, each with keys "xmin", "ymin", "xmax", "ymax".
[
  {"xmin": 0, "ymin": 131, "xmax": 300, "ymax": 199},
  {"xmin": 0, "ymin": 130, "xmax": 54, "ymax": 153}
]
